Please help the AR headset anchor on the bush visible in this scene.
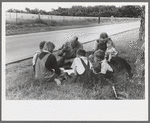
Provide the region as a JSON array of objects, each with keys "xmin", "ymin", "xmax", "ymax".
[
  {"xmin": 16, "ymin": 21, "xmax": 24, "ymax": 25},
  {"xmin": 48, "ymin": 20, "xmax": 58, "ymax": 26},
  {"xmin": 34, "ymin": 19, "xmax": 48, "ymax": 25}
]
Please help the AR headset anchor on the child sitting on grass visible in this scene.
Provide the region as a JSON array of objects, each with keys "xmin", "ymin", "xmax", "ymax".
[
  {"xmin": 71, "ymin": 49, "xmax": 94, "ymax": 84},
  {"xmin": 94, "ymin": 32, "xmax": 115, "ymax": 52},
  {"xmin": 105, "ymin": 38, "xmax": 118, "ymax": 62},
  {"xmin": 35, "ymin": 42, "xmax": 68, "ymax": 86},
  {"xmin": 93, "ymin": 49, "xmax": 113, "ymax": 79},
  {"xmin": 32, "ymin": 41, "xmax": 46, "ymax": 72}
]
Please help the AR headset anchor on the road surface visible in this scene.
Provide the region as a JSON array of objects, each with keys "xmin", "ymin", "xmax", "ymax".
[{"xmin": 5, "ymin": 21, "xmax": 140, "ymax": 64}]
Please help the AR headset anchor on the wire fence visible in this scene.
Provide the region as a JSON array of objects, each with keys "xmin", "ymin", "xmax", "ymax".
[{"xmin": 6, "ymin": 12, "xmax": 140, "ymax": 23}]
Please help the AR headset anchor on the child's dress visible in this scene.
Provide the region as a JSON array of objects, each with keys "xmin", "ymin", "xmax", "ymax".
[
  {"xmin": 32, "ymin": 50, "xmax": 41, "ymax": 72},
  {"xmin": 105, "ymin": 47, "xmax": 118, "ymax": 61},
  {"xmin": 105, "ymin": 47, "xmax": 118, "ymax": 57}
]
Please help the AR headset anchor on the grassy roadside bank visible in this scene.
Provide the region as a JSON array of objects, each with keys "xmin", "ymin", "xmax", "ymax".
[
  {"xmin": 6, "ymin": 19, "xmax": 98, "ymax": 36},
  {"xmin": 5, "ymin": 28, "xmax": 145, "ymax": 100},
  {"xmin": 6, "ymin": 18, "xmax": 138, "ymax": 36}
]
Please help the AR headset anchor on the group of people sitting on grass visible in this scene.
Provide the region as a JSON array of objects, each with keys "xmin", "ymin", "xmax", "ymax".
[{"xmin": 32, "ymin": 32, "xmax": 133, "ymax": 86}]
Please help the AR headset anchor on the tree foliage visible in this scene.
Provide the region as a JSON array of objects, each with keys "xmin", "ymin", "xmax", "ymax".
[{"xmin": 7, "ymin": 5, "xmax": 142, "ymax": 17}]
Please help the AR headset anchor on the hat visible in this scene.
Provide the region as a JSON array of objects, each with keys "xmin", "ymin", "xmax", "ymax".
[
  {"xmin": 100, "ymin": 32, "xmax": 108, "ymax": 39},
  {"xmin": 71, "ymin": 36, "xmax": 79, "ymax": 48},
  {"xmin": 72, "ymin": 36, "xmax": 78, "ymax": 41},
  {"xmin": 39, "ymin": 41, "xmax": 46, "ymax": 49}
]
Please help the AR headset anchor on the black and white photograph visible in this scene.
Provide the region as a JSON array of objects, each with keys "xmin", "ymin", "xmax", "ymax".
[{"xmin": 1, "ymin": 1, "xmax": 148, "ymax": 121}]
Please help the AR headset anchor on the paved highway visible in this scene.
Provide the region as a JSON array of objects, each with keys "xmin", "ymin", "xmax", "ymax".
[{"xmin": 6, "ymin": 21, "xmax": 140, "ymax": 64}]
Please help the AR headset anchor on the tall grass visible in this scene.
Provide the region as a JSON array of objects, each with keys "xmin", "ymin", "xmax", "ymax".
[
  {"xmin": 6, "ymin": 18, "xmax": 98, "ymax": 27},
  {"xmin": 6, "ymin": 18, "xmax": 99, "ymax": 35}
]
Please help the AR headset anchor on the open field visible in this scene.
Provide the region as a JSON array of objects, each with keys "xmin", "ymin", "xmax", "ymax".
[
  {"xmin": 5, "ymin": 28, "xmax": 145, "ymax": 100},
  {"xmin": 6, "ymin": 12, "xmax": 139, "ymax": 22},
  {"xmin": 6, "ymin": 12, "xmax": 140, "ymax": 36}
]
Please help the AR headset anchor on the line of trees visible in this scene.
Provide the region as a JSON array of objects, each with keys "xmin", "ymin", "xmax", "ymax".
[{"xmin": 7, "ymin": 5, "xmax": 142, "ymax": 18}]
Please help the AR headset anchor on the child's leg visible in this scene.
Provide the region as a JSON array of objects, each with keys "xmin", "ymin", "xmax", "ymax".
[
  {"xmin": 33, "ymin": 65, "xmax": 35, "ymax": 73},
  {"xmin": 54, "ymin": 78, "xmax": 61, "ymax": 86},
  {"xmin": 70, "ymin": 73, "xmax": 78, "ymax": 83},
  {"xmin": 108, "ymin": 54, "xmax": 112, "ymax": 62}
]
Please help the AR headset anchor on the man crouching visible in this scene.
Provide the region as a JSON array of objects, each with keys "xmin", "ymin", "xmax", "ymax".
[{"xmin": 57, "ymin": 36, "xmax": 83, "ymax": 67}]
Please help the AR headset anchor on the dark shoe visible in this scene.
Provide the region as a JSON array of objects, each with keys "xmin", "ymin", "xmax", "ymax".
[{"xmin": 63, "ymin": 72, "xmax": 70, "ymax": 80}]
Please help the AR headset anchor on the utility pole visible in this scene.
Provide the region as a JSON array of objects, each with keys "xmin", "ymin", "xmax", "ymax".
[{"xmin": 98, "ymin": 12, "xmax": 100, "ymax": 24}]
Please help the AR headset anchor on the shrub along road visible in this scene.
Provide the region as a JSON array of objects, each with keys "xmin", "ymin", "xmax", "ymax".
[{"xmin": 5, "ymin": 21, "xmax": 140, "ymax": 64}]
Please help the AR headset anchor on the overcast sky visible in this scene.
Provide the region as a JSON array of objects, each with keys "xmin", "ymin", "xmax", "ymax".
[{"xmin": 3, "ymin": 2, "xmax": 144, "ymax": 12}]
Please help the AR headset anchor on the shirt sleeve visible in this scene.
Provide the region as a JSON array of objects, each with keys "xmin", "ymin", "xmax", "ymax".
[
  {"xmin": 112, "ymin": 42, "xmax": 115, "ymax": 48},
  {"xmin": 105, "ymin": 49, "xmax": 109, "ymax": 56},
  {"xmin": 71, "ymin": 58, "xmax": 77, "ymax": 70},
  {"xmin": 94, "ymin": 41, "xmax": 98, "ymax": 51},
  {"xmin": 101, "ymin": 61, "xmax": 113, "ymax": 74},
  {"xmin": 101, "ymin": 63, "xmax": 107, "ymax": 74},
  {"xmin": 106, "ymin": 63, "xmax": 113, "ymax": 72},
  {"xmin": 45, "ymin": 54, "xmax": 61, "ymax": 75},
  {"xmin": 71, "ymin": 59, "xmax": 76, "ymax": 69},
  {"xmin": 71, "ymin": 58, "xmax": 77, "ymax": 75},
  {"xmin": 89, "ymin": 61, "xmax": 93, "ymax": 69},
  {"xmin": 111, "ymin": 47, "xmax": 118, "ymax": 56},
  {"xmin": 32, "ymin": 52, "xmax": 39, "ymax": 66}
]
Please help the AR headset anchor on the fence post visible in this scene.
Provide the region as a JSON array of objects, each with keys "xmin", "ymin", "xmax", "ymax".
[
  {"xmin": 63, "ymin": 16, "xmax": 65, "ymax": 21},
  {"xmin": 51, "ymin": 15, "xmax": 52, "ymax": 21},
  {"xmin": 38, "ymin": 13, "xmax": 41, "ymax": 19},
  {"xmin": 98, "ymin": 16, "xmax": 100, "ymax": 24},
  {"xmin": 48, "ymin": 15, "xmax": 50, "ymax": 20},
  {"xmin": 111, "ymin": 15, "xmax": 114, "ymax": 23},
  {"xmin": 10, "ymin": 12, "xmax": 11, "ymax": 20},
  {"xmin": 16, "ymin": 13, "xmax": 17, "ymax": 24}
]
